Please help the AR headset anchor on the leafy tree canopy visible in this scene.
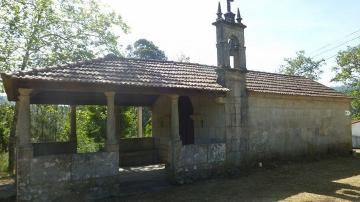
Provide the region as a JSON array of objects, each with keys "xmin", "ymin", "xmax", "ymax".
[
  {"xmin": 279, "ymin": 51, "xmax": 325, "ymax": 80},
  {"xmin": 126, "ymin": 39, "xmax": 167, "ymax": 61},
  {"xmin": 0, "ymin": 0, "xmax": 129, "ymax": 163},
  {"xmin": 0, "ymin": 0, "xmax": 129, "ymax": 71},
  {"xmin": 176, "ymin": 53, "xmax": 191, "ymax": 63},
  {"xmin": 332, "ymin": 45, "xmax": 360, "ymax": 120}
]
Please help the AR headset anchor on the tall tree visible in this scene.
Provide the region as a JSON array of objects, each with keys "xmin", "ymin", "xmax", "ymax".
[
  {"xmin": 126, "ymin": 39, "xmax": 167, "ymax": 60},
  {"xmin": 0, "ymin": 0, "xmax": 128, "ymax": 71},
  {"xmin": 0, "ymin": 0, "xmax": 128, "ymax": 172},
  {"xmin": 122, "ymin": 39, "xmax": 167, "ymax": 138},
  {"xmin": 279, "ymin": 51, "xmax": 325, "ymax": 80},
  {"xmin": 332, "ymin": 45, "xmax": 360, "ymax": 120}
]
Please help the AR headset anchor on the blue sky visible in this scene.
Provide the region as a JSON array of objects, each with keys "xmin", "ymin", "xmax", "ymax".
[{"xmin": 104, "ymin": 0, "xmax": 360, "ymax": 86}]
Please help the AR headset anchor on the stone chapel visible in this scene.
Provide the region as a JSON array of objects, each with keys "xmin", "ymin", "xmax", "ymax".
[{"xmin": 1, "ymin": 0, "xmax": 352, "ymax": 200}]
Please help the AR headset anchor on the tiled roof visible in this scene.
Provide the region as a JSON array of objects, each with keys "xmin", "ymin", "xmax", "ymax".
[
  {"xmin": 5, "ymin": 57, "xmax": 228, "ymax": 93},
  {"xmin": 246, "ymin": 71, "xmax": 347, "ymax": 98},
  {"xmin": 2, "ymin": 57, "xmax": 347, "ymax": 98}
]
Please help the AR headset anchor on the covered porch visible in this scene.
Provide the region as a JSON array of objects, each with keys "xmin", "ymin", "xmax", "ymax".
[
  {"xmin": 7, "ymin": 82, "xmax": 226, "ymax": 201},
  {"xmin": 1, "ymin": 57, "xmax": 229, "ymax": 201}
]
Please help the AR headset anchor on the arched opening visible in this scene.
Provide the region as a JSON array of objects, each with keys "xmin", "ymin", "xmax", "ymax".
[
  {"xmin": 228, "ymin": 36, "xmax": 239, "ymax": 69},
  {"xmin": 178, "ymin": 96, "xmax": 194, "ymax": 145}
]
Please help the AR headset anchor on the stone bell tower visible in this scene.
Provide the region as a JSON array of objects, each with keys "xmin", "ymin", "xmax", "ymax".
[
  {"xmin": 213, "ymin": 0, "xmax": 247, "ymax": 71},
  {"xmin": 213, "ymin": 0, "xmax": 249, "ymax": 166}
]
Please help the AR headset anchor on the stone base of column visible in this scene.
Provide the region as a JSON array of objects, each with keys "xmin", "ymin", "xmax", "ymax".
[
  {"xmin": 16, "ymin": 145, "xmax": 33, "ymax": 201},
  {"xmin": 105, "ymin": 143, "xmax": 119, "ymax": 152}
]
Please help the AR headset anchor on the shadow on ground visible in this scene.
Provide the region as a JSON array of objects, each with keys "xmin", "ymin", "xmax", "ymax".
[
  {"xmin": 1, "ymin": 151, "xmax": 360, "ymax": 202},
  {"xmin": 116, "ymin": 152, "xmax": 360, "ymax": 202}
]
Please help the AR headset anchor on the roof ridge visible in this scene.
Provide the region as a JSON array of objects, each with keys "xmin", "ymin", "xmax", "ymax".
[
  {"xmin": 121, "ymin": 57, "xmax": 219, "ymax": 69},
  {"xmin": 247, "ymin": 70, "xmax": 307, "ymax": 79}
]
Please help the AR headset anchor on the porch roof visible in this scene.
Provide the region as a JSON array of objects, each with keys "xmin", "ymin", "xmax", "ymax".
[
  {"xmin": 1, "ymin": 56, "xmax": 229, "ymax": 105},
  {"xmin": 1, "ymin": 56, "xmax": 348, "ymax": 105}
]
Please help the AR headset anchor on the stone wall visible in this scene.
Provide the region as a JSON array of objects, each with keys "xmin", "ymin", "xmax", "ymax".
[
  {"xmin": 19, "ymin": 152, "xmax": 119, "ymax": 201},
  {"xmin": 119, "ymin": 137, "xmax": 155, "ymax": 153},
  {"xmin": 119, "ymin": 137, "xmax": 159, "ymax": 166},
  {"xmin": 152, "ymin": 95, "xmax": 227, "ymax": 182},
  {"xmin": 219, "ymin": 69, "xmax": 352, "ymax": 167},
  {"xmin": 152, "ymin": 95, "xmax": 171, "ymax": 163},
  {"xmin": 152, "ymin": 95, "xmax": 226, "ymax": 164},
  {"xmin": 175, "ymin": 143, "xmax": 226, "ymax": 181},
  {"xmin": 243, "ymin": 93, "xmax": 352, "ymax": 163},
  {"xmin": 152, "ymin": 83, "xmax": 352, "ymax": 180},
  {"xmin": 220, "ymin": 69, "xmax": 248, "ymax": 166},
  {"xmin": 189, "ymin": 96, "xmax": 226, "ymax": 144},
  {"xmin": 33, "ymin": 142, "xmax": 76, "ymax": 157}
]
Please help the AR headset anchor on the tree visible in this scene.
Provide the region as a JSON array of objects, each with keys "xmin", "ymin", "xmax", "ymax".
[
  {"xmin": 121, "ymin": 39, "xmax": 167, "ymax": 138},
  {"xmin": 0, "ymin": 0, "xmax": 128, "ymax": 172},
  {"xmin": 176, "ymin": 53, "xmax": 191, "ymax": 63},
  {"xmin": 126, "ymin": 39, "xmax": 167, "ymax": 60},
  {"xmin": 279, "ymin": 51, "xmax": 325, "ymax": 80},
  {"xmin": 332, "ymin": 45, "xmax": 360, "ymax": 120}
]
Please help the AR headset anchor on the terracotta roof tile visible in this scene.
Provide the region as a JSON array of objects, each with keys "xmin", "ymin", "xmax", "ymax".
[
  {"xmin": 2, "ymin": 57, "xmax": 347, "ymax": 98},
  {"xmin": 246, "ymin": 71, "xmax": 347, "ymax": 98}
]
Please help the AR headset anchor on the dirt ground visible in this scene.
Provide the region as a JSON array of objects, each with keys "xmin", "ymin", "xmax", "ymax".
[
  {"xmin": 1, "ymin": 151, "xmax": 360, "ymax": 202},
  {"xmin": 117, "ymin": 151, "xmax": 360, "ymax": 202}
]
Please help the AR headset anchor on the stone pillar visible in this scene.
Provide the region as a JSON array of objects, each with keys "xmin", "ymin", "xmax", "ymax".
[
  {"xmin": 104, "ymin": 92, "xmax": 119, "ymax": 152},
  {"xmin": 169, "ymin": 95, "xmax": 181, "ymax": 170},
  {"xmin": 17, "ymin": 89, "xmax": 32, "ymax": 148},
  {"xmin": 16, "ymin": 88, "xmax": 32, "ymax": 201},
  {"xmin": 137, "ymin": 106, "xmax": 143, "ymax": 138},
  {"xmin": 115, "ymin": 106, "xmax": 121, "ymax": 140},
  {"xmin": 70, "ymin": 105, "xmax": 77, "ymax": 153}
]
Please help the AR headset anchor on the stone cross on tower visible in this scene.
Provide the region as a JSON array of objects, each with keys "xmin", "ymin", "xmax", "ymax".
[
  {"xmin": 227, "ymin": 0, "xmax": 234, "ymax": 12},
  {"xmin": 213, "ymin": 0, "xmax": 247, "ymax": 71},
  {"xmin": 224, "ymin": 0, "xmax": 236, "ymax": 23}
]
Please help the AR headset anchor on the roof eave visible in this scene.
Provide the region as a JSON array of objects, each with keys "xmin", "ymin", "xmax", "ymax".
[
  {"xmin": 1, "ymin": 73, "xmax": 17, "ymax": 101},
  {"xmin": 8, "ymin": 77, "xmax": 228, "ymax": 99},
  {"xmin": 248, "ymin": 90, "xmax": 352, "ymax": 100}
]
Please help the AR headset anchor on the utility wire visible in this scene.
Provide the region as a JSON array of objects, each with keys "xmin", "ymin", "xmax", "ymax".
[
  {"xmin": 323, "ymin": 54, "xmax": 338, "ymax": 61},
  {"xmin": 311, "ymin": 34, "xmax": 360, "ymax": 59},
  {"xmin": 309, "ymin": 27, "xmax": 360, "ymax": 56}
]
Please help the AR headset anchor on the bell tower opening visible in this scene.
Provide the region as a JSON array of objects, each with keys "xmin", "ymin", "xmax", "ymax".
[
  {"xmin": 228, "ymin": 36, "xmax": 240, "ymax": 69},
  {"xmin": 230, "ymin": 56, "xmax": 234, "ymax": 69},
  {"xmin": 213, "ymin": 0, "xmax": 247, "ymax": 71}
]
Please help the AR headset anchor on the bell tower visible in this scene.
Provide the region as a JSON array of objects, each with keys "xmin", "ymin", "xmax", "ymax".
[{"xmin": 213, "ymin": 0, "xmax": 247, "ymax": 71}]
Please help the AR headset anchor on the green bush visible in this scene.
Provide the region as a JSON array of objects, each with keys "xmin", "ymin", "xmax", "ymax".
[{"xmin": 0, "ymin": 152, "xmax": 8, "ymax": 173}]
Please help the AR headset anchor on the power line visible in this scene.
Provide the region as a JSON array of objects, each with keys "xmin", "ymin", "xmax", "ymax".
[
  {"xmin": 311, "ymin": 34, "xmax": 360, "ymax": 59},
  {"xmin": 309, "ymin": 27, "xmax": 360, "ymax": 56},
  {"xmin": 323, "ymin": 53, "xmax": 338, "ymax": 61}
]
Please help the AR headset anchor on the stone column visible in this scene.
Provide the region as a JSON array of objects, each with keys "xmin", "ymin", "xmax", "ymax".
[
  {"xmin": 137, "ymin": 106, "xmax": 143, "ymax": 138},
  {"xmin": 16, "ymin": 88, "xmax": 32, "ymax": 201},
  {"xmin": 104, "ymin": 92, "xmax": 119, "ymax": 152},
  {"xmin": 70, "ymin": 105, "xmax": 77, "ymax": 153},
  {"xmin": 169, "ymin": 95, "xmax": 181, "ymax": 170},
  {"xmin": 16, "ymin": 88, "xmax": 33, "ymax": 155}
]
